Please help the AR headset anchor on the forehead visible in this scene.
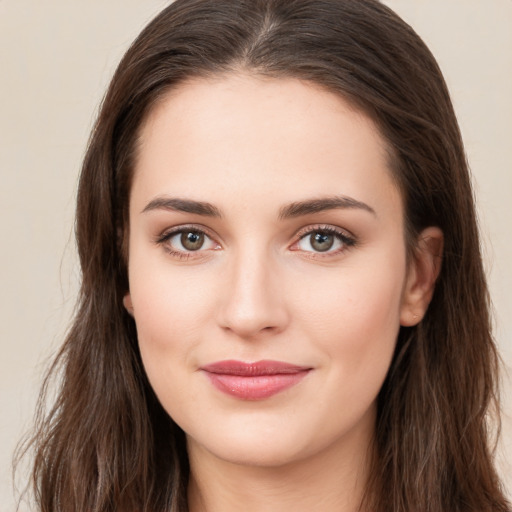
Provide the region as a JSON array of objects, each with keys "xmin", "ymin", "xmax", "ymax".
[{"xmin": 131, "ymin": 74, "xmax": 401, "ymax": 219}]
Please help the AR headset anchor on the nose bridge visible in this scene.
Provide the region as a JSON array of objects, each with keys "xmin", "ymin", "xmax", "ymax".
[{"xmin": 218, "ymin": 242, "xmax": 288, "ymax": 338}]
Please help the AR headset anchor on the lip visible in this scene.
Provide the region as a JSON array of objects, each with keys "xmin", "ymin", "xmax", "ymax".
[{"xmin": 200, "ymin": 360, "xmax": 311, "ymax": 400}]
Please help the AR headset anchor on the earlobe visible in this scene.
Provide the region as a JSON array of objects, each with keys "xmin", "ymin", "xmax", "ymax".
[
  {"xmin": 123, "ymin": 293, "xmax": 135, "ymax": 317},
  {"xmin": 400, "ymin": 227, "xmax": 443, "ymax": 326}
]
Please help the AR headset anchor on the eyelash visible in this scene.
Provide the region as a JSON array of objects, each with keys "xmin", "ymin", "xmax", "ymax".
[
  {"xmin": 155, "ymin": 224, "xmax": 356, "ymax": 260},
  {"xmin": 292, "ymin": 225, "xmax": 356, "ymax": 257},
  {"xmin": 155, "ymin": 224, "xmax": 219, "ymax": 261}
]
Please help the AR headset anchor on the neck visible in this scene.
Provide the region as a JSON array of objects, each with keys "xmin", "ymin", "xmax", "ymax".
[{"xmin": 187, "ymin": 419, "xmax": 375, "ymax": 512}]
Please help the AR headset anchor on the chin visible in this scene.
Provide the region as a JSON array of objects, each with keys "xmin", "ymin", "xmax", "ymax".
[
  {"xmin": 183, "ymin": 406, "xmax": 372, "ymax": 470},
  {"xmin": 189, "ymin": 432, "xmax": 312, "ymax": 468}
]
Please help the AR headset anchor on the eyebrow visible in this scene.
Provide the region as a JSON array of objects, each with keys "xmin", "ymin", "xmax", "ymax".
[
  {"xmin": 141, "ymin": 194, "xmax": 375, "ymax": 219},
  {"xmin": 278, "ymin": 195, "xmax": 376, "ymax": 219},
  {"xmin": 142, "ymin": 197, "xmax": 222, "ymax": 217}
]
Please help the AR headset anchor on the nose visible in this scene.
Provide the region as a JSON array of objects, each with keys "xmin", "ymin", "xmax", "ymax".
[{"xmin": 217, "ymin": 248, "xmax": 290, "ymax": 339}]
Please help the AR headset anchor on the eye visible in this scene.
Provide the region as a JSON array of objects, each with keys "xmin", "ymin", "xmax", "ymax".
[
  {"xmin": 175, "ymin": 230, "xmax": 206, "ymax": 251},
  {"xmin": 156, "ymin": 226, "xmax": 220, "ymax": 257},
  {"xmin": 293, "ymin": 226, "xmax": 356, "ymax": 255}
]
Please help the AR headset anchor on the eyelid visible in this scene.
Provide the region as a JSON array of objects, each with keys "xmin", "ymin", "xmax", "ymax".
[
  {"xmin": 294, "ymin": 224, "xmax": 355, "ymax": 241},
  {"xmin": 154, "ymin": 222, "xmax": 356, "ymax": 260},
  {"xmin": 290, "ymin": 224, "xmax": 357, "ymax": 255},
  {"xmin": 155, "ymin": 223, "xmax": 218, "ymax": 244},
  {"xmin": 155, "ymin": 223, "xmax": 221, "ymax": 259}
]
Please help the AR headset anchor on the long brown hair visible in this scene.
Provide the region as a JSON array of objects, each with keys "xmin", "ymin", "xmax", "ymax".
[{"xmin": 17, "ymin": 1, "xmax": 510, "ymax": 510}]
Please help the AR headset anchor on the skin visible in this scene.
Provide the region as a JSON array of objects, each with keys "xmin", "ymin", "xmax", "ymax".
[{"xmin": 124, "ymin": 74, "xmax": 442, "ymax": 512}]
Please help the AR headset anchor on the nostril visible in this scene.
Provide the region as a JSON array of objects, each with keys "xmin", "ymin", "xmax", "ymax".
[{"xmin": 218, "ymin": 300, "xmax": 289, "ymax": 339}]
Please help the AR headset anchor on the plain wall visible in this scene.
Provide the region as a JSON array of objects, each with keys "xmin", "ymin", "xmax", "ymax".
[{"xmin": 1, "ymin": 1, "xmax": 510, "ymax": 509}]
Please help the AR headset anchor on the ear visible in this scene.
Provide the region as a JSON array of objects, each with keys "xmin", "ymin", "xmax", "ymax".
[
  {"xmin": 123, "ymin": 293, "xmax": 135, "ymax": 317},
  {"xmin": 400, "ymin": 226, "xmax": 443, "ymax": 326}
]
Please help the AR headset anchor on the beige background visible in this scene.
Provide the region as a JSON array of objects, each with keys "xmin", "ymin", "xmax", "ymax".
[{"xmin": 0, "ymin": 1, "xmax": 510, "ymax": 509}]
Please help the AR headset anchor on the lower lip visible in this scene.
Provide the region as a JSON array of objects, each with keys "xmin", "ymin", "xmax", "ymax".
[{"xmin": 204, "ymin": 371, "xmax": 310, "ymax": 400}]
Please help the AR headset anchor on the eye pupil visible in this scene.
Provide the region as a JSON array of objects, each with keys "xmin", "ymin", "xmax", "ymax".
[
  {"xmin": 311, "ymin": 232, "xmax": 334, "ymax": 252},
  {"xmin": 181, "ymin": 231, "xmax": 204, "ymax": 251}
]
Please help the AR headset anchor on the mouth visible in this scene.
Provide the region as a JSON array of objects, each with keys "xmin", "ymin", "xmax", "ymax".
[{"xmin": 200, "ymin": 360, "xmax": 312, "ymax": 400}]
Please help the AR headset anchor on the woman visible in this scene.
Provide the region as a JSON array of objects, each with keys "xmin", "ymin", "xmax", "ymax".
[{"xmin": 19, "ymin": 0, "xmax": 510, "ymax": 511}]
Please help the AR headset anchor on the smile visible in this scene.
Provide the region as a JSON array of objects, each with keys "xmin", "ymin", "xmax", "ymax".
[{"xmin": 200, "ymin": 360, "xmax": 312, "ymax": 400}]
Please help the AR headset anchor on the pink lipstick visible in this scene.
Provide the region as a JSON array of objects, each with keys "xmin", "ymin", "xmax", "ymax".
[{"xmin": 201, "ymin": 360, "xmax": 311, "ymax": 400}]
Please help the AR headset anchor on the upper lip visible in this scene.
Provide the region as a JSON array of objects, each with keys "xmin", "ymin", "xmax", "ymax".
[{"xmin": 201, "ymin": 360, "xmax": 311, "ymax": 376}]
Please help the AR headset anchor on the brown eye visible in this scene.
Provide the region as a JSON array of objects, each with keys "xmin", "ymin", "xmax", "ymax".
[
  {"xmin": 158, "ymin": 227, "xmax": 219, "ymax": 257},
  {"xmin": 310, "ymin": 232, "xmax": 334, "ymax": 252},
  {"xmin": 180, "ymin": 231, "xmax": 205, "ymax": 251},
  {"xmin": 294, "ymin": 227, "xmax": 355, "ymax": 255}
]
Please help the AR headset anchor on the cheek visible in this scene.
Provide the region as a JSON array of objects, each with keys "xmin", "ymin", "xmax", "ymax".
[
  {"xmin": 127, "ymin": 259, "xmax": 217, "ymax": 397},
  {"xmin": 294, "ymin": 256, "xmax": 405, "ymax": 392},
  {"xmin": 130, "ymin": 245, "xmax": 217, "ymax": 333},
  {"xmin": 287, "ymin": 270, "xmax": 403, "ymax": 446},
  {"xmin": 299, "ymin": 261, "xmax": 404, "ymax": 333}
]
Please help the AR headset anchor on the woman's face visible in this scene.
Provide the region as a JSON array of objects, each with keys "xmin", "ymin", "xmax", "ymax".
[{"xmin": 125, "ymin": 75, "xmax": 429, "ymax": 468}]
